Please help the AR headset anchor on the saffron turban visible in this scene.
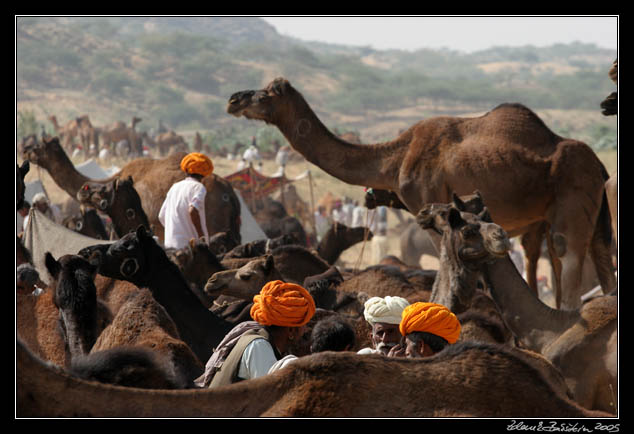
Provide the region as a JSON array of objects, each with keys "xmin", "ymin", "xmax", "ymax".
[
  {"xmin": 180, "ymin": 152, "xmax": 214, "ymax": 177},
  {"xmin": 363, "ymin": 296, "xmax": 410, "ymax": 325},
  {"xmin": 250, "ymin": 280, "xmax": 316, "ymax": 328},
  {"xmin": 399, "ymin": 302, "xmax": 461, "ymax": 344}
]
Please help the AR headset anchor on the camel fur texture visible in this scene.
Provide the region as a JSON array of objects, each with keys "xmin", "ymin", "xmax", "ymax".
[
  {"xmin": 227, "ymin": 77, "xmax": 615, "ymax": 310},
  {"xmin": 17, "ymin": 338, "xmax": 612, "ymax": 418}
]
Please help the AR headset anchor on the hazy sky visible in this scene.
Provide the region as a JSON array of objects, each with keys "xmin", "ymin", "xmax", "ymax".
[{"xmin": 261, "ymin": 16, "xmax": 618, "ymax": 53}]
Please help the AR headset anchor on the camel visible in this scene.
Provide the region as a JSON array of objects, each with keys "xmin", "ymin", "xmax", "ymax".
[
  {"xmin": 98, "ymin": 117, "xmax": 142, "ymax": 151},
  {"xmin": 422, "ymin": 201, "xmax": 618, "ymax": 414},
  {"xmin": 219, "ymin": 244, "xmax": 330, "ymax": 285},
  {"xmin": 601, "ymin": 59, "xmax": 617, "ymax": 116},
  {"xmin": 17, "ymin": 338, "xmax": 612, "ymax": 417},
  {"xmin": 78, "ymin": 226, "xmax": 236, "ymax": 364},
  {"xmin": 316, "ymin": 222, "xmax": 372, "ymax": 265},
  {"xmin": 44, "ymin": 252, "xmax": 202, "ymax": 387},
  {"xmin": 47, "ymin": 115, "xmax": 81, "ymax": 151},
  {"xmin": 227, "ymin": 77, "xmax": 615, "ymax": 310},
  {"xmin": 605, "ymin": 173, "xmax": 617, "ymax": 246},
  {"xmin": 77, "ymin": 176, "xmax": 151, "ymax": 239},
  {"xmin": 142, "ymin": 130, "xmax": 187, "ymax": 156},
  {"xmin": 221, "ymin": 234, "xmax": 296, "ymax": 260},
  {"xmin": 20, "ymin": 137, "xmax": 241, "ymax": 243},
  {"xmin": 61, "ymin": 207, "xmax": 109, "ymax": 240},
  {"xmin": 207, "ymin": 230, "xmax": 241, "ymax": 256},
  {"xmin": 17, "ymin": 160, "xmax": 29, "ymax": 210}
]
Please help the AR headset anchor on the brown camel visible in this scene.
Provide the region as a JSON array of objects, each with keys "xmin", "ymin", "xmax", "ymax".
[
  {"xmin": 44, "ymin": 252, "xmax": 202, "ymax": 387},
  {"xmin": 78, "ymin": 226, "xmax": 236, "ymax": 364},
  {"xmin": 227, "ymin": 77, "xmax": 615, "ymax": 310},
  {"xmin": 17, "ymin": 338, "xmax": 612, "ymax": 417},
  {"xmin": 605, "ymin": 173, "xmax": 617, "ymax": 246},
  {"xmin": 98, "ymin": 117, "xmax": 142, "ymax": 151},
  {"xmin": 20, "ymin": 137, "xmax": 241, "ymax": 243},
  {"xmin": 316, "ymin": 222, "xmax": 373, "ymax": 265},
  {"xmin": 47, "ymin": 115, "xmax": 80, "ymax": 151},
  {"xmin": 61, "ymin": 207, "xmax": 109, "ymax": 240},
  {"xmin": 77, "ymin": 176, "xmax": 151, "ymax": 239},
  {"xmin": 17, "ymin": 160, "xmax": 30, "ymax": 210},
  {"xmin": 142, "ymin": 130, "xmax": 187, "ymax": 156},
  {"xmin": 219, "ymin": 244, "xmax": 330, "ymax": 285},
  {"xmin": 422, "ymin": 202, "xmax": 618, "ymax": 414},
  {"xmin": 600, "ymin": 59, "xmax": 617, "ymax": 116}
]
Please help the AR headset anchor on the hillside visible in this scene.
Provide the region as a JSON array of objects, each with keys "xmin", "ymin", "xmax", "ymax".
[{"xmin": 16, "ymin": 16, "xmax": 617, "ymax": 153}]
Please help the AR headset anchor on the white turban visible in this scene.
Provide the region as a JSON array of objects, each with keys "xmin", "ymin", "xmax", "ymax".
[{"xmin": 363, "ymin": 296, "xmax": 410, "ymax": 325}]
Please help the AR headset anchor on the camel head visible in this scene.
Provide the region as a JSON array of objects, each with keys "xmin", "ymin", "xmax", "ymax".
[
  {"xmin": 204, "ymin": 254, "xmax": 280, "ymax": 300},
  {"xmin": 207, "ymin": 231, "xmax": 240, "ymax": 256},
  {"xmin": 227, "ymin": 77, "xmax": 295, "ymax": 123},
  {"xmin": 417, "ymin": 202, "xmax": 510, "ymax": 263},
  {"xmin": 20, "ymin": 136, "xmax": 63, "ymax": 168},
  {"xmin": 79, "ymin": 226, "xmax": 157, "ymax": 286},
  {"xmin": 78, "ymin": 177, "xmax": 151, "ymax": 237}
]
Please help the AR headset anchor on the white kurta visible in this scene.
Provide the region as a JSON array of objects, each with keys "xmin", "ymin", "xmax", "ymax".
[{"xmin": 159, "ymin": 177, "xmax": 209, "ymax": 249}]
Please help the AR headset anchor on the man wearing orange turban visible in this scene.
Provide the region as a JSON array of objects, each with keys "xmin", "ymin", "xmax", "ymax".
[
  {"xmin": 200, "ymin": 280, "xmax": 315, "ymax": 388},
  {"xmin": 159, "ymin": 153, "xmax": 213, "ymax": 249},
  {"xmin": 399, "ymin": 302, "xmax": 461, "ymax": 358}
]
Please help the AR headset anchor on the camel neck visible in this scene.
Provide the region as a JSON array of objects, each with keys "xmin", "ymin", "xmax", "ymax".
[
  {"xmin": 484, "ymin": 256, "xmax": 580, "ymax": 353},
  {"xmin": 273, "ymin": 96, "xmax": 403, "ymax": 190},
  {"xmin": 44, "ymin": 144, "xmax": 93, "ymax": 197}
]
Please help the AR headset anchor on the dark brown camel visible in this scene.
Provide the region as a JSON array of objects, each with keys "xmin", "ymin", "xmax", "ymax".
[
  {"xmin": 422, "ymin": 202, "xmax": 618, "ymax": 414},
  {"xmin": 17, "ymin": 160, "xmax": 29, "ymax": 210},
  {"xmin": 17, "ymin": 338, "xmax": 612, "ymax": 418},
  {"xmin": 227, "ymin": 77, "xmax": 615, "ymax": 310},
  {"xmin": 20, "ymin": 137, "xmax": 241, "ymax": 244},
  {"xmin": 600, "ymin": 59, "xmax": 617, "ymax": 116},
  {"xmin": 77, "ymin": 176, "xmax": 151, "ymax": 238},
  {"xmin": 79, "ymin": 226, "xmax": 236, "ymax": 364},
  {"xmin": 316, "ymin": 222, "xmax": 373, "ymax": 265},
  {"xmin": 43, "ymin": 252, "xmax": 199, "ymax": 388},
  {"xmin": 221, "ymin": 234, "xmax": 296, "ymax": 260},
  {"xmin": 62, "ymin": 207, "xmax": 109, "ymax": 240}
]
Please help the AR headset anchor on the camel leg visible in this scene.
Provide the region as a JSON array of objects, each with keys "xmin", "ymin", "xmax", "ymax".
[
  {"xmin": 588, "ymin": 225, "xmax": 617, "ymax": 295},
  {"xmin": 520, "ymin": 222, "xmax": 547, "ymax": 296},
  {"xmin": 545, "ymin": 232, "xmax": 564, "ymax": 309}
]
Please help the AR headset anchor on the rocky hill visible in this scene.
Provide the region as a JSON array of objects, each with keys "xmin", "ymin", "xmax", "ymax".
[{"xmin": 16, "ymin": 16, "xmax": 617, "ymax": 150}]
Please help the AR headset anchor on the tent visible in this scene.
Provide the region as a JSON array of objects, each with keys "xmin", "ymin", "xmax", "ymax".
[
  {"xmin": 22, "ymin": 209, "xmax": 114, "ymax": 285},
  {"xmin": 235, "ymin": 190, "xmax": 268, "ymax": 243},
  {"xmin": 75, "ymin": 159, "xmax": 120, "ymax": 179}
]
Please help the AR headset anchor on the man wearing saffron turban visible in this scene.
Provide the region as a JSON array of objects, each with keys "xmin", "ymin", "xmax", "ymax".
[
  {"xmin": 159, "ymin": 152, "xmax": 213, "ymax": 249},
  {"xmin": 198, "ymin": 280, "xmax": 315, "ymax": 388},
  {"xmin": 357, "ymin": 296, "xmax": 410, "ymax": 356},
  {"xmin": 399, "ymin": 302, "xmax": 461, "ymax": 358}
]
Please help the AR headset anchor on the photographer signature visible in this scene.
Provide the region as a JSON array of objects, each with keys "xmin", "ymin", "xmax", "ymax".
[{"xmin": 507, "ymin": 420, "xmax": 619, "ymax": 433}]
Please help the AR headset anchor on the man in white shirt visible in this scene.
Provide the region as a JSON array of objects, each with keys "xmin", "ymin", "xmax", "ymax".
[{"xmin": 159, "ymin": 153, "xmax": 213, "ymax": 249}]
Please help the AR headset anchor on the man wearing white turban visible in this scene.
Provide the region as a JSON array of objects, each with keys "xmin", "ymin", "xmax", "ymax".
[{"xmin": 357, "ymin": 296, "xmax": 410, "ymax": 356}]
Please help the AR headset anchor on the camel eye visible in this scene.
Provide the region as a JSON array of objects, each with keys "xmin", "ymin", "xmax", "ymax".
[
  {"xmin": 126, "ymin": 208, "xmax": 136, "ymax": 219},
  {"xmin": 222, "ymin": 194, "xmax": 230, "ymax": 202}
]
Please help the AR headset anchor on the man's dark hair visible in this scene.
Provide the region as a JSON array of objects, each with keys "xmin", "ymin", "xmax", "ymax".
[
  {"xmin": 310, "ymin": 317, "xmax": 356, "ymax": 353},
  {"xmin": 407, "ymin": 331, "xmax": 449, "ymax": 353}
]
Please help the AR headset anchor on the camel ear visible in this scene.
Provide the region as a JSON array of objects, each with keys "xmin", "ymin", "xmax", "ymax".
[
  {"xmin": 263, "ymin": 254, "xmax": 275, "ymax": 272},
  {"xmin": 271, "ymin": 78, "xmax": 290, "ymax": 96},
  {"xmin": 45, "ymin": 252, "xmax": 61, "ymax": 279},
  {"xmin": 447, "ymin": 207, "xmax": 466, "ymax": 229},
  {"xmin": 452, "ymin": 193, "xmax": 466, "ymax": 211},
  {"xmin": 136, "ymin": 225, "xmax": 150, "ymax": 240},
  {"xmin": 478, "ymin": 207, "xmax": 493, "ymax": 223}
]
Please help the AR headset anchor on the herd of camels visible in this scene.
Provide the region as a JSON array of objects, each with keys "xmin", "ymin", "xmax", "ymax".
[{"xmin": 17, "ymin": 59, "xmax": 618, "ymax": 418}]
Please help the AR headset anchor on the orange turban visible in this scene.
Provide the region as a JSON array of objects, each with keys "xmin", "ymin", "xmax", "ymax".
[
  {"xmin": 399, "ymin": 302, "xmax": 461, "ymax": 344},
  {"xmin": 180, "ymin": 153, "xmax": 214, "ymax": 177},
  {"xmin": 250, "ymin": 280, "xmax": 316, "ymax": 328}
]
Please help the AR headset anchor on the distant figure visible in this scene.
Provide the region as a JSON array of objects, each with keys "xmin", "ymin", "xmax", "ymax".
[
  {"xmin": 314, "ymin": 205, "xmax": 330, "ymax": 242},
  {"xmin": 31, "ymin": 192, "xmax": 62, "ymax": 224}
]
